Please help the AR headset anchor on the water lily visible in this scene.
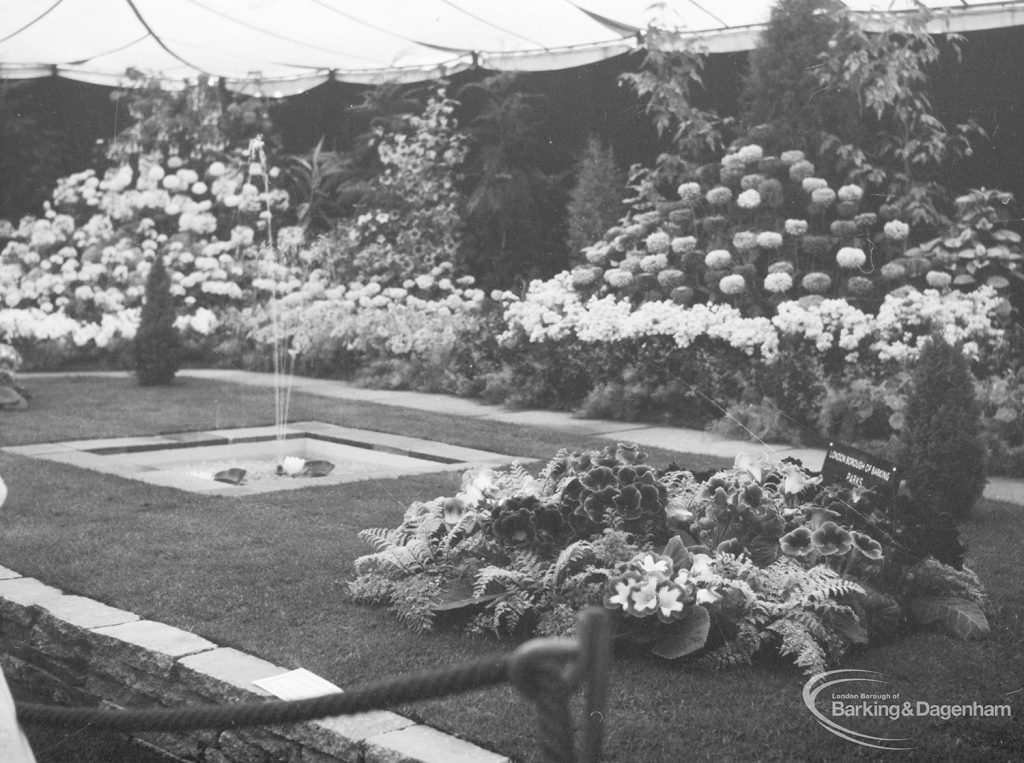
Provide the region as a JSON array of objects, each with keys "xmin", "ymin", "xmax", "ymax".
[
  {"xmin": 656, "ymin": 583, "xmax": 686, "ymax": 622},
  {"xmin": 812, "ymin": 521, "xmax": 853, "ymax": 556},
  {"xmin": 779, "ymin": 526, "xmax": 815, "ymax": 556},
  {"xmin": 279, "ymin": 456, "xmax": 305, "ymax": 476},
  {"xmin": 630, "ymin": 576, "xmax": 660, "ymax": 615},
  {"xmin": 851, "ymin": 531, "xmax": 884, "ymax": 561}
]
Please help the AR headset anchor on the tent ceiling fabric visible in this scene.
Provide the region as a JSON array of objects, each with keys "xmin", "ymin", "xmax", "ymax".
[{"xmin": 1, "ymin": 0, "xmax": 1023, "ymax": 95}]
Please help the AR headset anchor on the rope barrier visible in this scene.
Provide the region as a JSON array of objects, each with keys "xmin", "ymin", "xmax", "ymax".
[{"xmin": 14, "ymin": 608, "xmax": 613, "ymax": 763}]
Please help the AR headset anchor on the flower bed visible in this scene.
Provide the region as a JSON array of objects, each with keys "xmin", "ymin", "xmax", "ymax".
[{"xmin": 350, "ymin": 445, "xmax": 988, "ymax": 674}]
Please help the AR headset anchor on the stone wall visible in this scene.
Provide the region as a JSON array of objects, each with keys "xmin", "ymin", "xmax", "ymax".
[{"xmin": 0, "ymin": 565, "xmax": 508, "ymax": 762}]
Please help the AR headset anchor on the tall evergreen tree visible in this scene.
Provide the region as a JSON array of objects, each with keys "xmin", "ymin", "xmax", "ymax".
[
  {"xmin": 134, "ymin": 253, "xmax": 181, "ymax": 386},
  {"xmin": 897, "ymin": 333, "xmax": 987, "ymax": 520},
  {"xmin": 564, "ymin": 136, "xmax": 625, "ymax": 262}
]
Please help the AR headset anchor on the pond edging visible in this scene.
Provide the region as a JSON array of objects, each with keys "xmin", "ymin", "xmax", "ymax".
[{"xmin": 0, "ymin": 565, "xmax": 508, "ymax": 763}]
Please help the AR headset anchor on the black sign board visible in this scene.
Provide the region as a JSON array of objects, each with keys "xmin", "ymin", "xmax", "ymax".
[{"xmin": 821, "ymin": 441, "xmax": 900, "ymax": 492}]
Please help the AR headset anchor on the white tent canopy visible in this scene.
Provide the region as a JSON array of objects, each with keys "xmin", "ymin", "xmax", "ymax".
[{"xmin": 1, "ymin": 0, "xmax": 1023, "ymax": 95}]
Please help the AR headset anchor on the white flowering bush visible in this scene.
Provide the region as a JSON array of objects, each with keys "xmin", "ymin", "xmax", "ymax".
[
  {"xmin": 306, "ymin": 88, "xmax": 467, "ymax": 286},
  {"xmin": 501, "ymin": 274, "xmax": 1003, "ymax": 367},
  {"xmin": 0, "ymin": 150, "xmax": 298, "ymax": 363},
  {"xmin": 571, "ymin": 142, "xmax": 1017, "ymax": 319}
]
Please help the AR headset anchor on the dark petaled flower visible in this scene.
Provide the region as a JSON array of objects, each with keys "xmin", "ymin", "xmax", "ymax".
[
  {"xmin": 533, "ymin": 505, "xmax": 571, "ymax": 544},
  {"xmin": 582, "ymin": 485, "xmax": 620, "ymax": 523},
  {"xmin": 637, "ymin": 482, "xmax": 666, "ymax": 513},
  {"xmin": 578, "ymin": 465, "xmax": 618, "ymax": 492},
  {"xmin": 491, "ymin": 507, "xmax": 535, "ymax": 546},
  {"xmin": 812, "ymin": 521, "xmax": 853, "ymax": 556},
  {"xmin": 851, "ymin": 531, "xmax": 884, "ymax": 561},
  {"xmin": 779, "ymin": 526, "xmax": 814, "ymax": 556},
  {"xmin": 716, "ymin": 537, "xmax": 745, "ymax": 556},
  {"xmin": 613, "ymin": 485, "xmax": 643, "ymax": 520},
  {"xmin": 568, "ymin": 452, "xmax": 593, "ymax": 473},
  {"xmin": 615, "ymin": 443, "xmax": 645, "ymax": 464}
]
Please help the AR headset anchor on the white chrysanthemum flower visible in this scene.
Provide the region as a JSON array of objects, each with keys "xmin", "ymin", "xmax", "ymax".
[
  {"xmin": 671, "ymin": 236, "xmax": 697, "ymax": 254},
  {"xmin": 784, "ymin": 219, "xmax": 809, "ymax": 236},
  {"xmin": 764, "ymin": 272, "xmax": 793, "ymax": 293},
  {"xmin": 645, "ymin": 231, "xmax": 671, "ymax": 254},
  {"xmin": 737, "ymin": 189, "xmax": 762, "ymax": 209},
  {"xmin": 838, "ymin": 184, "xmax": 864, "ymax": 202},
  {"xmin": 836, "ymin": 246, "xmax": 867, "ymax": 269},
  {"xmin": 736, "ymin": 144, "xmax": 764, "ymax": 164},
  {"xmin": 801, "ymin": 177, "xmax": 829, "ymax": 193},
  {"xmin": 925, "ymin": 270, "xmax": 952, "ymax": 289},
  {"xmin": 704, "ymin": 249, "xmax": 732, "ymax": 269},
  {"xmin": 719, "ymin": 274, "xmax": 747, "ymax": 295},
  {"xmin": 756, "ymin": 231, "xmax": 783, "ymax": 250},
  {"xmin": 884, "ymin": 220, "xmax": 910, "ymax": 241}
]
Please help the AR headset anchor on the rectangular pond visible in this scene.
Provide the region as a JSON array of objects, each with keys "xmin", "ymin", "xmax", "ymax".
[{"xmin": 3, "ymin": 421, "xmax": 523, "ymax": 496}]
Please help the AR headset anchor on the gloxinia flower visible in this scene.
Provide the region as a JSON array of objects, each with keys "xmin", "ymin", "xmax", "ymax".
[
  {"xmin": 717, "ymin": 538, "xmax": 745, "ymax": 556},
  {"xmin": 604, "ymin": 571, "xmax": 642, "ymax": 613},
  {"xmin": 613, "ymin": 485, "xmax": 643, "ymax": 520},
  {"xmin": 579, "ymin": 466, "xmax": 618, "ymax": 492},
  {"xmin": 690, "ymin": 553, "xmax": 714, "ymax": 577},
  {"xmin": 851, "ymin": 531, "xmax": 884, "ymax": 561},
  {"xmin": 812, "ymin": 521, "xmax": 854, "ymax": 556},
  {"xmin": 635, "ymin": 553, "xmax": 674, "ymax": 580},
  {"xmin": 779, "ymin": 526, "xmax": 815, "ymax": 557},
  {"xmin": 781, "ymin": 464, "xmax": 822, "ymax": 495},
  {"xmin": 697, "ymin": 588, "xmax": 723, "ymax": 605},
  {"xmin": 631, "ymin": 576, "xmax": 660, "ymax": 615},
  {"xmin": 656, "ymin": 583, "xmax": 687, "ymax": 622}
]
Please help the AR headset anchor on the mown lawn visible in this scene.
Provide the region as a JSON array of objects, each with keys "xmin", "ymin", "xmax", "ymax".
[{"xmin": 1, "ymin": 375, "xmax": 1021, "ymax": 762}]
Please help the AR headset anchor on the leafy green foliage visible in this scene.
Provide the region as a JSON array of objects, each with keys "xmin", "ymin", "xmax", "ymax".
[
  {"xmin": 897, "ymin": 333, "xmax": 987, "ymax": 519},
  {"xmin": 133, "ymin": 254, "xmax": 181, "ymax": 386},
  {"xmin": 739, "ymin": 0, "xmax": 851, "ymax": 152},
  {"xmin": 565, "ymin": 137, "xmax": 625, "ymax": 261}
]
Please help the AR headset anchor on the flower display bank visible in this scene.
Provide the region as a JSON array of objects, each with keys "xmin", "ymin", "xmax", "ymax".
[{"xmin": 350, "ymin": 445, "xmax": 989, "ymax": 674}]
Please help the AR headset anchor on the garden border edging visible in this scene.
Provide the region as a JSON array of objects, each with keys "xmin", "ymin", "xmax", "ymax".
[{"xmin": 0, "ymin": 564, "xmax": 509, "ymax": 763}]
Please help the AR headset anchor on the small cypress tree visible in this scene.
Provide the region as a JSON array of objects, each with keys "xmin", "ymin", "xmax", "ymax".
[
  {"xmin": 897, "ymin": 333, "xmax": 987, "ymax": 521},
  {"xmin": 134, "ymin": 253, "xmax": 181, "ymax": 386},
  {"xmin": 564, "ymin": 136, "xmax": 624, "ymax": 262}
]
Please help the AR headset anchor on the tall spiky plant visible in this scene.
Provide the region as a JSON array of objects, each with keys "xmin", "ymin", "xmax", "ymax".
[
  {"xmin": 134, "ymin": 252, "xmax": 181, "ymax": 386},
  {"xmin": 897, "ymin": 333, "xmax": 987, "ymax": 520}
]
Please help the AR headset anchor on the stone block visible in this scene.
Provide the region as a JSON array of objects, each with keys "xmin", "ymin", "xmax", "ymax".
[
  {"xmin": 276, "ymin": 711, "xmax": 414, "ymax": 760},
  {"xmin": 91, "ymin": 620, "xmax": 216, "ymax": 674},
  {"xmin": 176, "ymin": 648, "xmax": 284, "ymax": 702},
  {"xmin": 364, "ymin": 724, "xmax": 511, "ymax": 763}
]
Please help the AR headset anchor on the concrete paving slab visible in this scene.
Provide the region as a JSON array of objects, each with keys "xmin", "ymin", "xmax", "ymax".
[
  {"xmin": 43, "ymin": 595, "xmax": 139, "ymax": 629},
  {"xmin": 364, "ymin": 723, "xmax": 511, "ymax": 763},
  {"xmin": 178, "ymin": 647, "xmax": 284, "ymax": 695},
  {"xmin": 0, "ymin": 577, "xmax": 65, "ymax": 607},
  {"xmin": 92, "ymin": 620, "xmax": 217, "ymax": 659},
  {"xmin": 986, "ymin": 477, "xmax": 1024, "ymax": 505},
  {"xmin": 0, "ymin": 566, "xmax": 21, "ymax": 581}
]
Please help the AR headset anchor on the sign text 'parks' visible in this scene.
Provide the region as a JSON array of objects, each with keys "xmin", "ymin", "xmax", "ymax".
[{"xmin": 821, "ymin": 442, "xmax": 899, "ymax": 491}]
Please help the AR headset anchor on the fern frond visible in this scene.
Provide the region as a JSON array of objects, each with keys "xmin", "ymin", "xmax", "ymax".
[
  {"xmin": 357, "ymin": 527, "xmax": 398, "ymax": 551},
  {"xmin": 473, "ymin": 565, "xmax": 535, "ymax": 598},
  {"xmin": 547, "ymin": 540, "xmax": 595, "ymax": 588}
]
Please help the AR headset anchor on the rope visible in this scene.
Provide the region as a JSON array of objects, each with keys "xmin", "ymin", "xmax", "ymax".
[
  {"xmin": 16, "ymin": 608, "xmax": 613, "ymax": 763},
  {"xmin": 17, "ymin": 655, "xmax": 510, "ymax": 732}
]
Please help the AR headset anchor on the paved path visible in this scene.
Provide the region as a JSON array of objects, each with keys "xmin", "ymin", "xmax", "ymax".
[{"xmin": 175, "ymin": 369, "xmax": 1024, "ymax": 507}]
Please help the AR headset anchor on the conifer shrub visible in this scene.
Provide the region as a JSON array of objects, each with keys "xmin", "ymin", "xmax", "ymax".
[
  {"xmin": 897, "ymin": 333, "xmax": 987, "ymax": 521},
  {"xmin": 564, "ymin": 136, "xmax": 624, "ymax": 261},
  {"xmin": 134, "ymin": 253, "xmax": 181, "ymax": 386}
]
